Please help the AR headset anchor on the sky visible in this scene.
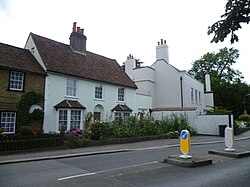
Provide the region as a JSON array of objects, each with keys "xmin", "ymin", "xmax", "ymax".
[{"xmin": 0, "ymin": 0, "xmax": 250, "ymax": 84}]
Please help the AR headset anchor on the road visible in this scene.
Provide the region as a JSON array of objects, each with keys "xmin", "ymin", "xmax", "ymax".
[{"xmin": 1, "ymin": 139, "xmax": 250, "ymax": 187}]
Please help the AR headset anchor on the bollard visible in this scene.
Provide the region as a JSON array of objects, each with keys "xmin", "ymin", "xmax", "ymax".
[
  {"xmin": 179, "ymin": 130, "xmax": 192, "ymax": 158},
  {"xmin": 225, "ymin": 127, "xmax": 235, "ymax": 152}
]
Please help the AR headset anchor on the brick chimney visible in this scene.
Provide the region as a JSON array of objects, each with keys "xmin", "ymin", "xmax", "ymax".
[{"xmin": 69, "ymin": 22, "xmax": 87, "ymax": 55}]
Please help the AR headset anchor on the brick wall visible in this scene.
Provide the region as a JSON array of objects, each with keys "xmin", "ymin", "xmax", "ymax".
[{"xmin": 0, "ymin": 68, "xmax": 45, "ymax": 111}]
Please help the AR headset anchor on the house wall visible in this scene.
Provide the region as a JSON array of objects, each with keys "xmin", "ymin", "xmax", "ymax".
[
  {"xmin": 0, "ymin": 68, "xmax": 45, "ymax": 111},
  {"xmin": 151, "ymin": 60, "xmax": 181, "ymax": 108},
  {"xmin": 135, "ymin": 93, "xmax": 152, "ymax": 114},
  {"xmin": 181, "ymin": 72, "xmax": 205, "ymax": 114},
  {"xmin": 43, "ymin": 73, "xmax": 136, "ymax": 132}
]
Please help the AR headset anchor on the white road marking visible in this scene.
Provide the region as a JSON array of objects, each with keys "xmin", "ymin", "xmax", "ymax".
[
  {"xmin": 57, "ymin": 161, "xmax": 158, "ymax": 181},
  {"xmin": 58, "ymin": 172, "xmax": 96, "ymax": 181}
]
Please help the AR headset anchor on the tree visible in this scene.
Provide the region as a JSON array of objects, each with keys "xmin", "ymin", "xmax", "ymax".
[
  {"xmin": 189, "ymin": 47, "xmax": 250, "ymax": 118},
  {"xmin": 188, "ymin": 47, "xmax": 243, "ymax": 83},
  {"xmin": 208, "ymin": 0, "xmax": 250, "ymax": 43}
]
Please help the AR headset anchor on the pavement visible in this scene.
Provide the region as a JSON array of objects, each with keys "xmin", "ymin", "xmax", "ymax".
[{"xmin": 1, "ymin": 130, "xmax": 250, "ymax": 165}]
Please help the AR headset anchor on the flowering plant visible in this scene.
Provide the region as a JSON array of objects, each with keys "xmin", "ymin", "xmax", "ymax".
[{"xmin": 66, "ymin": 128, "xmax": 84, "ymax": 137}]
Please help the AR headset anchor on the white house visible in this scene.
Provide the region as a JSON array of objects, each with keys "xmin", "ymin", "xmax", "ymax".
[
  {"xmin": 124, "ymin": 39, "xmax": 214, "ymax": 117},
  {"xmin": 122, "ymin": 39, "xmax": 229, "ymax": 135},
  {"xmin": 25, "ymin": 22, "xmax": 137, "ymax": 133}
]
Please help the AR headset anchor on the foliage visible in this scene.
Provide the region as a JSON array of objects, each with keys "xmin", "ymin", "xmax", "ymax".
[
  {"xmin": 64, "ymin": 134, "xmax": 82, "ymax": 148},
  {"xmin": 205, "ymin": 106, "xmax": 232, "ymax": 115},
  {"xmin": 28, "ymin": 109, "xmax": 44, "ymax": 121},
  {"xmin": 18, "ymin": 91, "xmax": 43, "ymax": 126},
  {"xmin": 208, "ymin": 0, "xmax": 250, "ymax": 43},
  {"xmin": 18, "ymin": 126, "xmax": 33, "ymax": 136},
  {"xmin": 239, "ymin": 114, "xmax": 250, "ymax": 122},
  {"xmin": 84, "ymin": 112, "xmax": 93, "ymax": 131},
  {"xmin": 188, "ymin": 47, "xmax": 242, "ymax": 83},
  {"xmin": 88, "ymin": 120, "xmax": 111, "ymax": 140},
  {"xmin": 189, "ymin": 47, "xmax": 250, "ymax": 118}
]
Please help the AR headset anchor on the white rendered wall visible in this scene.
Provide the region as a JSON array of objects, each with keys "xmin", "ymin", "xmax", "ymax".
[
  {"xmin": 42, "ymin": 73, "xmax": 136, "ymax": 132},
  {"xmin": 136, "ymin": 93, "xmax": 152, "ymax": 114},
  {"xmin": 24, "ymin": 35, "xmax": 46, "ymax": 70},
  {"xmin": 181, "ymin": 72, "xmax": 205, "ymax": 114},
  {"xmin": 151, "ymin": 60, "xmax": 181, "ymax": 108},
  {"xmin": 193, "ymin": 115, "xmax": 233, "ymax": 135}
]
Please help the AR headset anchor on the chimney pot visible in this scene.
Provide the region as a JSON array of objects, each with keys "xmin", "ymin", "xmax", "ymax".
[
  {"xmin": 80, "ymin": 29, "xmax": 84, "ymax": 35},
  {"xmin": 164, "ymin": 40, "xmax": 166, "ymax": 44},
  {"xmin": 161, "ymin": 39, "xmax": 163, "ymax": 45},
  {"xmin": 73, "ymin": 22, "xmax": 77, "ymax": 32},
  {"xmin": 77, "ymin": 27, "xmax": 81, "ymax": 33}
]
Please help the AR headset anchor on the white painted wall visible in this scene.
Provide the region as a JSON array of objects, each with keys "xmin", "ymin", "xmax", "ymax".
[
  {"xmin": 42, "ymin": 73, "xmax": 136, "ymax": 132},
  {"xmin": 192, "ymin": 115, "xmax": 233, "ymax": 135},
  {"xmin": 136, "ymin": 93, "xmax": 152, "ymax": 114},
  {"xmin": 151, "ymin": 60, "xmax": 181, "ymax": 108},
  {"xmin": 181, "ymin": 72, "xmax": 205, "ymax": 114}
]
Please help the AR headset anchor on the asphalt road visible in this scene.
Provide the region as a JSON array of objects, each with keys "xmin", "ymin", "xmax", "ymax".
[{"xmin": 1, "ymin": 139, "xmax": 250, "ymax": 187}]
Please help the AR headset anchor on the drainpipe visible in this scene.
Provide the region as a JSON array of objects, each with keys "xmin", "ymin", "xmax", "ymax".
[{"xmin": 180, "ymin": 76, "xmax": 184, "ymax": 108}]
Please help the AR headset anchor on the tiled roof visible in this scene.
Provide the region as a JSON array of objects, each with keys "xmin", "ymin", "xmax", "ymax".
[
  {"xmin": 0, "ymin": 42, "xmax": 45, "ymax": 75},
  {"xmin": 30, "ymin": 33, "xmax": 137, "ymax": 89},
  {"xmin": 111, "ymin": 104, "xmax": 133, "ymax": 112},
  {"xmin": 54, "ymin": 99, "xmax": 86, "ymax": 110}
]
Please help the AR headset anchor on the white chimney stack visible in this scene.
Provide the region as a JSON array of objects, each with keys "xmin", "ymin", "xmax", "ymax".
[
  {"xmin": 156, "ymin": 39, "xmax": 169, "ymax": 63},
  {"xmin": 205, "ymin": 74, "xmax": 211, "ymax": 92}
]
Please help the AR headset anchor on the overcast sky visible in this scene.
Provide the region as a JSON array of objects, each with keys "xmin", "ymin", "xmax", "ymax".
[{"xmin": 1, "ymin": 0, "xmax": 250, "ymax": 84}]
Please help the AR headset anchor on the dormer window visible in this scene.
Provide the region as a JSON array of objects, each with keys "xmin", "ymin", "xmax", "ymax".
[{"xmin": 9, "ymin": 71, "xmax": 24, "ymax": 91}]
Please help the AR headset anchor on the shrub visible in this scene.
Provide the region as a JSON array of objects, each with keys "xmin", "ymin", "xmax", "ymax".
[
  {"xmin": 64, "ymin": 134, "xmax": 82, "ymax": 148},
  {"xmin": 19, "ymin": 126, "xmax": 33, "ymax": 136},
  {"xmin": 239, "ymin": 114, "xmax": 250, "ymax": 122},
  {"xmin": 88, "ymin": 120, "xmax": 110, "ymax": 140}
]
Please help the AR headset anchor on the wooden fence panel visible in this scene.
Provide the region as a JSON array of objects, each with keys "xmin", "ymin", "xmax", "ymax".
[{"xmin": 0, "ymin": 134, "xmax": 64, "ymax": 152}]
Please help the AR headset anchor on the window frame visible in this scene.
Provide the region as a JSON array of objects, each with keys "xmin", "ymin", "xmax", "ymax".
[
  {"xmin": 66, "ymin": 78, "xmax": 78, "ymax": 97},
  {"xmin": 95, "ymin": 85, "xmax": 103, "ymax": 100},
  {"xmin": 1, "ymin": 112, "xmax": 16, "ymax": 134},
  {"xmin": 118, "ymin": 87, "xmax": 125, "ymax": 102},
  {"xmin": 9, "ymin": 71, "xmax": 25, "ymax": 91},
  {"xmin": 57, "ymin": 109, "xmax": 83, "ymax": 131}
]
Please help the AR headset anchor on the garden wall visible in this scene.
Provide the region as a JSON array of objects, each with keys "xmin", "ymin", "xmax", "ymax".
[
  {"xmin": 192, "ymin": 115, "xmax": 233, "ymax": 135},
  {"xmin": 152, "ymin": 110, "xmax": 233, "ymax": 135}
]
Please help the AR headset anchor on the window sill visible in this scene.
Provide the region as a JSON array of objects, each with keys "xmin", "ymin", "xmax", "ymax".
[
  {"xmin": 94, "ymin": 98, "xmax": 105, "ymax": 102},
  {"xmin": 65, "ymin": 95, "xmax": 79, "ymax": 99}
]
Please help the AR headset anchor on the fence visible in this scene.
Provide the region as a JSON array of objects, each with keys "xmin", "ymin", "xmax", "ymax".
[{"xmin": 0, "ymin": 134, "xmax": 64, "ymax": 152}]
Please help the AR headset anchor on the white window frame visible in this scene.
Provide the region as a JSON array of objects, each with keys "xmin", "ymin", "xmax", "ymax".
[
  {"xmin": 95, "ymin": 85, "xmax": 103, "ymax": 100},
  {"xmin": 9, "ymin": 71, "xmax": 24, "ymax": 91},
  {"xmin": 66, "ymin": 78, "xmax": 77, "ymax": 97},
  {"xmin": 58, "ymin": 109, "xmax": 83, "ymax": 131},
  {"xmin": 118, "ymin": 88, "xmax": 125, "ymax": 102},
  {"xmin": 1, "ymin": 112, "xmax": 16, "ymax": 134}
]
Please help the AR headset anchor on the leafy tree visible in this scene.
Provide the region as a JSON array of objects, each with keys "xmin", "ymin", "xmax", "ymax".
[
  {"xmin": 188, "ymin": 47, "xmax": 243, "ymax": 83},
  {"xmin": 189, "ymin": 47, "xmax": 250, "ymax": 118},
  {"xmin": 208, "ymin": 0, "xmax": 250, "ymax": 43}
]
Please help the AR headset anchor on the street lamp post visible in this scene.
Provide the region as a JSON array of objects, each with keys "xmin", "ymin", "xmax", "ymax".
[{"xmin": 243, "ymin": 94, "xmax": 250, "ymax": 114}]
